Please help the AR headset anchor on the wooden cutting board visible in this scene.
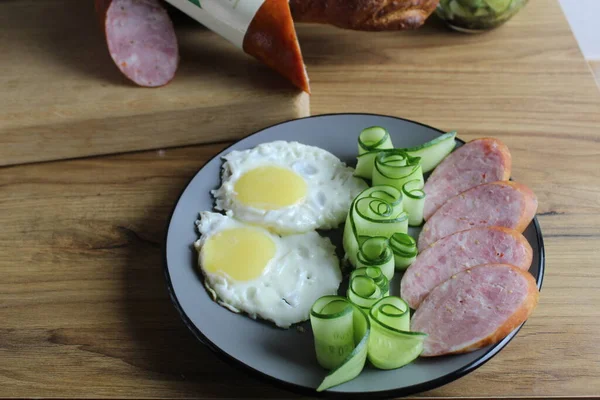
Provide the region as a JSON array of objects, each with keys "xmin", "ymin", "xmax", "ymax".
[{"xmin": 0, "ymin": 0, "xmax": 309, "ymax": 167}]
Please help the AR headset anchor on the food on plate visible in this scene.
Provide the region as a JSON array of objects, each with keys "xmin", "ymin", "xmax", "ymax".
[
  {"xmin": 164, "ymin": 0, "xmax": 310, "ymax": 92},
  {"xmin": 401, "ymin": 226, "xmax": 533, "ymax": 309},
  {"xmin": 354, "ymin": 127, "xmax": 456, "ymax": 179},
  {"xmin": 95, "ymin": 0, "xmax": 179, "ymax": 87},
  {"xmin": 310, "ymin": 294, "xmax": 425, "ymax": 391},
  {"xmin": 194, "ymin": 212, "xmax": 342, "ymax": 328},
  {"xmin": 372, "ymin": 150, "xmax": 424, "ymax": 193},
  {"xmin": 347, "ymin": 266, "xmax": 390, "ymax": 310},
  {"xmin": 289, "ymin": 0, "xmax": 440, "ymax": 31},
  {"xmin": 423, "ymin": 138, "xmax": 512, "ymax": 221},
  {"xmin": 212, "ymin": 141, "xmax": 367, "ymax": 234},
  {"xmin": 400, "ymin": 131, "xmax": 457, "ymax": 174},
  {"xmin": 411, "ymin": 264, "xmax": 539, "ymax": 357},
  {"xmin": 418, "ymin": 181, "xmax": 538, "ymax": 251},
  {"xmin": 343, "ymin": 185, "xmax": 410, "ymax": 273}
]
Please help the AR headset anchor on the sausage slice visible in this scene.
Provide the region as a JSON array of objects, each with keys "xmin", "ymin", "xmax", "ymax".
[
  {"xmin": 95, "ymin": 0, "xmax": 179, "ymax": 87},
  {"xmin": 401, "ymin": 227, "xmax": 533, "ymax": 309},
  {"xmin": 423, "ymin": 138, "xmax": 512, "ymax": 221},
  {"xmin": 418, "ymin": 181, "xmax": 538, "ymax": 251},
  {"xmin": 411, "ymin": 264, "xmax": 539, "ymax": 357}
]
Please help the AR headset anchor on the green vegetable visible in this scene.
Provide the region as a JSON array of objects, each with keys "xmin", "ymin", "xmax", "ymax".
[
  {"xmin": 343, "ymin": 186, "xmax": 408, "ymax": 268},
  {"xmin": 400, "ymin": 131, "xmax": 457, "ymax": 173},
  {"xmin": 402, "ymin": 179, "xmax": 426, "ymax": 227},
  {"xmin": 355, "ymin": 127, "xmax": 394, "ymax": 179},
  {"xmin": 356, "ymin": 237, "xmax": 395, "ymax": 280},
  {"xmin": 389, "ymin": 233, "xmax": 418, "ymax": 271},
  {"xmin": 437, "ymin": 0, "xmax": 524, "ymax": 31},
  {"xmin": 347, "ymin": 266, "xmax": 390, "ymax": 310},
  {"xmin": 372, "ymin": 150, "xmax": 424, "ymax": 191},
  {"xmin": 310, "ymin": 296, "xmax": 370, "ymax": 392},
  {"xmin": 367, "ymin": 297, "xmax": 427, "ymax": 369}
]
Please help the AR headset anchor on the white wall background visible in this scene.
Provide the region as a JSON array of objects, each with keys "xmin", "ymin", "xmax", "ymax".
[{"xmin": 559, "ymin": 0, "xmax": 600, "ymax": 59}]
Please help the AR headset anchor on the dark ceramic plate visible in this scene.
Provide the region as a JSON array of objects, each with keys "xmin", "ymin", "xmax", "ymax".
[{"xmin": 164, "ymin": 114, "xmax": 545, "ymax": 398}]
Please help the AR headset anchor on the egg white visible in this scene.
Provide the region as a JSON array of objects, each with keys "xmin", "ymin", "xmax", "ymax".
[
  {"xmin": 194, "ymin": 212, "xmax": 343, "ymax": 328},
  {"xmin": 212, "ymin": 141, "xmax": 367, "ymax": 234}
]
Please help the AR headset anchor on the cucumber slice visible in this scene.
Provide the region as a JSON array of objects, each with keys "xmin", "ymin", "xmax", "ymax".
[
  {"xmin": 367, "ymin": 297, "xmax": 426, "ymax": 370},
  {"xmin": 402, "ymin": 179, "xmax": 426, "ymax": 227},
  {"xmin": 355, "ymin": 237, "xmax": 395, "ymax": 280},
  {"xmin": 401, "ymin": 131, "xmax": 457, "ymax": 174},
  {"xmin": 358, "ymin": 126, "xmax": 394, "ymax": 155},
  {"xmin": 343, "ymin": 186, "xmax": 408, "ymax": 267},
  {"xmin": 347, "ymin": 266, "xmax": 389, "ymax": 310},
  {"xmin": 354, "ymin": 127, "xmax": 394, "ymax": 179},
  {"xmin": 389, "ymin": 233, "xmax": 418, "ymax": 270},
  {"xmin": 311, "ymin": 296, "xmax": 370, "ymax": 392},
  {"xmin": 484, "ymin": 0, "xmax": 511, "ymax": 14},
  {"xmin": 354, "ymin": 151, "xmax": 378, "ymax": 179},
  {"xmin": 449, "ymin": 0, "xmax": 472, "ymax": 18},
  {"xmin": 372, "ymin": 150, "xmax": 424, "ymax": 191}
]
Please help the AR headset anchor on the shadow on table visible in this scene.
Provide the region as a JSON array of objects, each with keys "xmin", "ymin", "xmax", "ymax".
[{"xmin": 121, "ymin": 179, "xmax": 297, "ymax": 398}]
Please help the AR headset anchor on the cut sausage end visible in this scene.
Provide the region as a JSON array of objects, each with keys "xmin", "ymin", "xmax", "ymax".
[
  {"xmin": 244, "ymin": 0, "xmax": 310, "ymax": 93},
  {"xmin": 411, "ymin": 264, "xmax": 539, "ymax": 357},
  {"xmin": 98, "ymin": 0, "xmax": 179, "ymax": 87}
]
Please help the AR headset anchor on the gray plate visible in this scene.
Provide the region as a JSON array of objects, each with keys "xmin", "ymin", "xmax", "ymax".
[{"xmin": 164, "ymin": 113, "xmax": 545, "ymax": 398}]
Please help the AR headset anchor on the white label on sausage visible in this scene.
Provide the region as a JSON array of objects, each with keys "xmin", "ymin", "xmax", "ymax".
[{"xmin": 164, "ymin": 0, "xmax": 265, "ymax": 49}]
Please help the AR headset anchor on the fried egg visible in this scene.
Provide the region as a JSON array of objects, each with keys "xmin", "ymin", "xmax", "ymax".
[
  {"xmin": 212, "ymin": 141, "xmax": 367, "ymax": 234},
  {"xmin": 194, "ymin": 212, "xmax": 343, "ymax": 328}
]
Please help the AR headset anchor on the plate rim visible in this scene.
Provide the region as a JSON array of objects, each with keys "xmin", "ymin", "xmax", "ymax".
[{"xmin": 162, "ymin": 113, "xmax": 546, "ymax": 399}]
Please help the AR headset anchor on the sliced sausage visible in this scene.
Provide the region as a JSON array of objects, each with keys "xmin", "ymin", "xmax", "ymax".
[
  {"xmin": 401, "ymin": 227, "xmax": 532, "ymax": 309},
  {"xmin": 418, "ymin": 181, "xmax": 538, "ymax": 251},
  {"xmin": 244, "ymin": 0, "xmax": 310, "ymax": 93},
  {"xmin": 423, "ymin": 138, "xmax": 511, "ymax": 221},
  {"xmin": 95, "ymin": 0, "xmax": 179, "ymax": 87},
  {"xmin": 411, "ymin": 264, "xmax": 539, "ymax": 357}
]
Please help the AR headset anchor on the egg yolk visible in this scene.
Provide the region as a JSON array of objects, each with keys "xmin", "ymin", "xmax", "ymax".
[
  {"xmin": 203, "ymin": 227, "xmax": 276, "ymax": 281},
  {"xmin": 234, "ymin": 166, "xmax": 307, "ymax": 210}
]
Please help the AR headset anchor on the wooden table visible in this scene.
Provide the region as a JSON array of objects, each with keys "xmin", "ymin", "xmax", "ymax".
[{"xmin": 1, "ymin": 0, "xmax": 599, "ymax": 398}]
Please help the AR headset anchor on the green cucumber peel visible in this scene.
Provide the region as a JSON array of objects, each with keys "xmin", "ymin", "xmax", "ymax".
[
  {"xmin": 343, "ymin": 186, "xmax": 408, "ymax": 267},
  {"xmin": 347, "ymin": 266, "xmax": 390, "ymax": 310},
  {"xmin": 389, "ymin": 232, "xmax": 418, "ymax": 270},
  {"xmin": 372, "ymin": 150, "xmax": 424, "ymax": 191},
  {"xmin": 310, "ymin": 296, "xmax": 370, "ymax": 392},
  {"xmin": 402, "ymin": 179, "xmax": 426, "ymax": 227},
  {"xmin": 400, "ymin": 131, "xmax": 457, "ymax": 173},
  {"xmin": 358, "ymin": 126, "xmax": 394, "ymax": 155},
  {"xmin": 355, "ymin": 237, "xmax": 395, "ymax": 280},
  {"xmin": 354, "ymin": 127, "xmax": 394, "ymax": 179},
  {"xmin": 367, "ymin": 297, "xmax": 427, "ymax": 370}
]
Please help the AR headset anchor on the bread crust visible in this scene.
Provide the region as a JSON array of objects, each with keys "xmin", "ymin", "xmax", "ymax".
[{"xmin": 289, "ymin": 0, "xmax": 440, "ymax": 31}]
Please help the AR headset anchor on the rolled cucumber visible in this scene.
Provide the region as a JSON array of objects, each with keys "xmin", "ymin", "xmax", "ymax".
[
  {"xmin": 343, "ymin": 186, "xmax": 408, "ymax": 268},
  {"xmin": 400, "ymin": 131, "xmax": 457, "ymax": 173},
  {"xmin": 355, "ymin": 126, "xmax": 394, "ymax": 179},
  {"xmin": 310, "ymin": 296, "xmax": 370, "ymax": 392},
  {"xmin": 389, "ymin": 233, "xmax": 418, "ymax": 270},
  {"xmin": 402, "ymin": 179, "xmax": 426, "ymax": 227},
  {"xmin": 372, "ymin": 150, "xmax": 424, "ymax": 191},
  {"xmin": 355, "ymin": 237, "xmax": 395, "ymax": 280},
  {"xmin": 367, "ymin": 297, "xmax": 427, "ymax": 370},
  {"xmin": 347, "ymin": 266, "xmax": 390, "ymax": 310}
]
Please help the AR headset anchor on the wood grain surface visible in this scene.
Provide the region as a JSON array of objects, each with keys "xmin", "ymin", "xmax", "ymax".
[
  {"xmin": 0, "ymin": 0, "xmax": 309, "ymax": 167},
  {"xmin": 1, "ymin": 0, "xmax": 600, "ymax": 398},
  {"xmin": 590, "ymin": 60, "xmax": 600, "ymax": 88}
]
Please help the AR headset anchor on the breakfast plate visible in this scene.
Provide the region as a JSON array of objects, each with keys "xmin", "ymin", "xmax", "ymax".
[{"xmin": 164, "ymin": 113, "xmax": 545, "ymax": 398}]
